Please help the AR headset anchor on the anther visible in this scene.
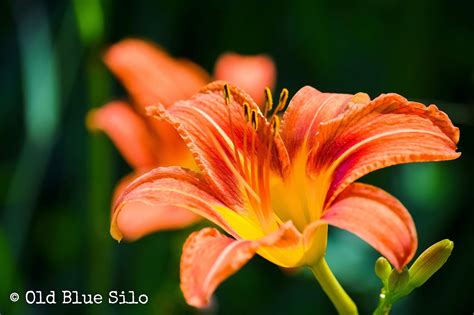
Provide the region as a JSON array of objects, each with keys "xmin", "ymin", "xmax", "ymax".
[
  {"xmin": 250, "ymin": 109, "xmax": 259, "ymax": 130},
  {"xmin": 270, "ymin": 115, "xmax": 280, "ymax": 136},
  {"xmin": 223, "ymin": 83, "xmax": 232, "ymax": 106},
  {"xmin": 243, "ymin": 102, "xmax": 250, "ymax": 121},
  {"xmin": 264, "ymin": 87, "xmax": 273, "ymax": 115},
  {"xmin": 275, "ymin": 88, "xmax": 289, "ymax": 112}
]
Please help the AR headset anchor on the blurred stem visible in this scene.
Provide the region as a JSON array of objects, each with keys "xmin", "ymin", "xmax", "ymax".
[
  {"xmin": 309, "ymin": 258, "xmax": 358, "ymax": 315},
  {"xmin": 73, "ymin": 1, "xmax": 113, "ymax": 313},
  {"xmin": 6, "ymin": 0, "xmax": 59, "ymax": 261},
  {"xmin": 73, "ymin": 0, "xmax": 104, "ymax": 45},
  {"xmin": 4, "ymin": 141, "xmax": 52, "ymax": 258},
  {"xmin": 85, "ymin": 62, "xmax": 113, "ymax": 296}
]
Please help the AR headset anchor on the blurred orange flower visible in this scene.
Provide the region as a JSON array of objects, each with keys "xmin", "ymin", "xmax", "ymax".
[
  {"xmin": 87, "ymin": 39, "xmax": 276, "ymax": 232},
  {"xmin": 112, "ymin": 81, "xmax": 460, "ymax": 307}
]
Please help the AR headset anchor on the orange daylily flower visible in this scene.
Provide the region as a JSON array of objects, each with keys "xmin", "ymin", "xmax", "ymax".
[
  {"xmin": 87, "ymin": 39, "xmax": 276, "ymax": 237},
  {"xmin": 111, "ymin": 81, "xmax": 460, "ymax": 308}
]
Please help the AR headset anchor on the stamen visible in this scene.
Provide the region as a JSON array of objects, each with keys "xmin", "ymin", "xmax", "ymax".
[
  {"xmin": 275, "ymin": 88, "xmax": 289, "ymax": 113},
  {"xmin": 249, "ymin": 115, "xmax": 258, "ymax": 198},
  {"xmin": 269, "ymin": 115, "xmax": 280, "ymax": 136},
  {"xmin": 255, "ymin": 121, "xmax": 277, "ymax": 230},
  {"xmin": 250, "ymin": 109, "xmax": 259, "ymax": 130},
  {"xmin": 219, "ymin": 84, "xmax": 281, "ymax": 231},
  {"xmin": 241, "ymin": 117, "xmax": 262, "ymax": 215},
  {"xmin": 243, "ymin": 102, "xmax": 250, "ymax": 121},
  {"xmin": 242, "ymin": 102, "xmax": 251, "ymax": 177},
  {"xmin": 207, "ymin": 127, "xmax": 261, "ymax": 203},
  {"xmin": 223, "ymin": 83, "xmax": 232, "ymax": 105},
  {"xmin": 222, "ymin": 84, "xmax": 244, "ymax": 176},
  {"xmin": 194, "ymin": 96, "xmax": 260, "ymax": 205},
  {"xmin": 264, "ymin": 87, "xmax": 273, "ymax": 117}
]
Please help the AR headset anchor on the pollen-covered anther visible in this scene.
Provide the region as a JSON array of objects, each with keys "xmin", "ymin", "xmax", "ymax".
[
  {"xmin": 264, "ymin": 87, "xmax": 273, "ymax": 116},
  {"xmin": 243, "ymin": 102, "xmax": 250, "ymax": 121},
  {"xmin": 275, "ymin": 88, "xmax": 289, "ymax": 113},
  {"xmin": 223, "ymin": 83, "xmax": 232, "ymax": 106},
  {"xmin": 269, "ymin": 115, "xmax": 280, "ymax": 136},
  {"xmin": 250, "ymin": 109, "xmax": 259, "ymax": 130}
]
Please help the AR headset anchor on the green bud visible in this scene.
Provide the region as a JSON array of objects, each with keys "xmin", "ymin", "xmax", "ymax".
[
  {"xmin": 375, "ymin": 257, "xmax": 392, "ymax": 282},
  {"xmin": 409, "ymin": 239, "xmax": 454, "ymax": 288},
  {"xmin": 388, "ymin": 268, "xmax": 409, "ymax": 292}
]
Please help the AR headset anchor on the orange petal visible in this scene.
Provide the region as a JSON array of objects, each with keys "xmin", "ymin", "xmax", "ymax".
[
  {"xmin": 104, "ymin": 38, "xmax": 210, "ymax": 109},
  {"xmin": 214, "ymin": 53, "xmax": 276, "ymax": 105},
  {"xmin": 148, "ymin": 81, "xmax": 290, "ymax": 208},
  {"xmin": 111, "ymin": 172, "xmax": 139, "ymax": 208},
  {"xmin": 280, "ymin": 86, "xmax": 369, "ymax": 160},
  {"xmin": 311, "ymin": 93, "xmax": 460, "ymax": 204},
  {"xmin": 86, "ymin": 101, "xmax": 159, "ymax": 169},
  {"xmin": 111, "ymin": 166, "xmax": 228, "ymax": 242},
  {"xmin": 180, "ymin": 228, "xmax": 256, "ymax": 308},
  {"xmin": 181, "ymin": 222, "xmax": 300, "ymax": 308},
  {"xmin": 322, "ymin": 183, "xmax": 417, "ymax": 270}
]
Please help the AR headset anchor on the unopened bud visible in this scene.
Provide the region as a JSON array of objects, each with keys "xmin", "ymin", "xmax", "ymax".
[
  {"xmin": 388, "ymin": 268, "xmax": 409, "ymax": 292},
  {"xmin": 375, "ymin": 257, "xmax": 392, "ymax": 282},
  {"xmin": 409, "ymin": 239, "xmax": 453, "ymax": 288}
]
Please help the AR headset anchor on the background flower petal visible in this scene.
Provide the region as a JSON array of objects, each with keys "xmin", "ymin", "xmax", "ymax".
[
  {"xmin": 214, "ymin": 53, "xmax": 276, "ymax": 105},
  {"xmin": 104, "ymin": 38, "xmax": 210, "ymax": 109},
  {"xmin": 104, "ymin": 38, "xmax": 206, "ymax": 167},
  {"xmin": 87, "ymin": 101, "xmax": 159, "ymax": 169}
]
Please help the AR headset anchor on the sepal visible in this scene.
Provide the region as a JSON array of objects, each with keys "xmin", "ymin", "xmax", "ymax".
[{"xmin": 387, "ymin": 268, "xmax": 409, "ymax": 293}]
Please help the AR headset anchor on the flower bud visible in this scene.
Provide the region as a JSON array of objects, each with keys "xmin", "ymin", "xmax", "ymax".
[
  {"xmin": 409, "ymin": 239, "xmax": 453, "ymax": 288},
  {"xmin": 375, "ymin": 257, "xmax": 392, "ymax": 282},
  {"xmin": 388, "ymin": 268, "xmax": 409, "ymax": 292}
]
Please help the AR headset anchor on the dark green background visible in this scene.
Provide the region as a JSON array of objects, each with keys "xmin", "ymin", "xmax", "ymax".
[{"xmin": 1, "ymin": 0, "xmax": 473, "ymax": 314}]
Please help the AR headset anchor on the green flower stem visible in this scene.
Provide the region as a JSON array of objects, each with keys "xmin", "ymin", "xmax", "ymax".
[
  {"xmin": 373, "ymin": 289, "xmax": 392, "ymax": 315},
  {"xmin": 309, "ymin": 258, "xmax": 358, "ymax": 315}
]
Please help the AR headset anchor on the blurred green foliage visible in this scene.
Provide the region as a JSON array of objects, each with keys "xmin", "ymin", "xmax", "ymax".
[{"xmin": 1, "ymin": 0, "xmax": 473, "ymax": 314}]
